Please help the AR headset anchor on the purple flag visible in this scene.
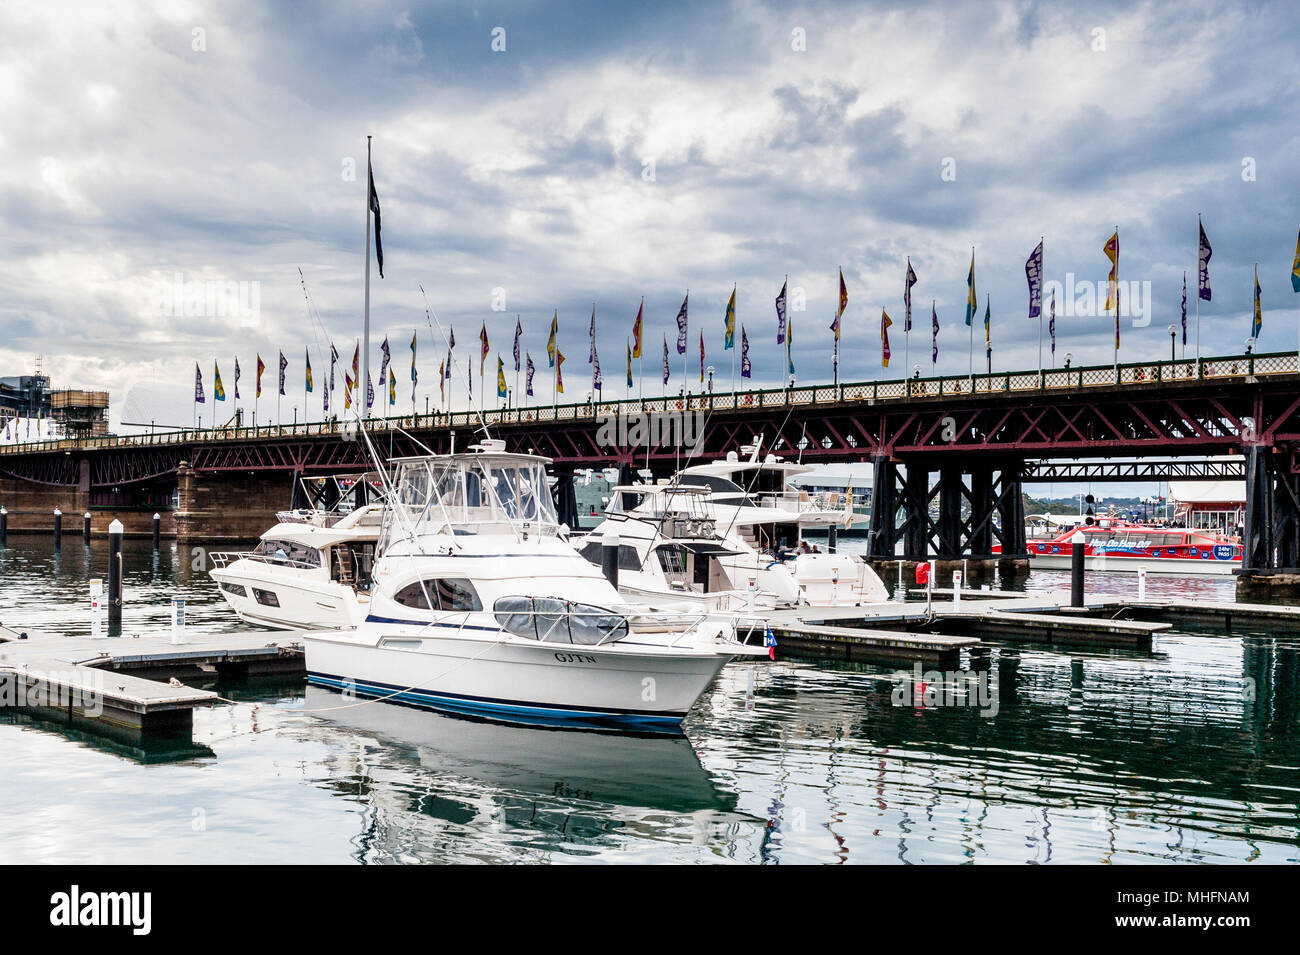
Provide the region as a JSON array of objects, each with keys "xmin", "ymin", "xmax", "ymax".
[
  {"xmin": 930, "ymin": 302, "xmax": 939, "ymax": 365},
  {"xmin": 904, "ymin": 259, "xmax": 917, "ymax": 331},
  {"xmin": 194, "ymin": 363, "xmax": 205, "ymax": 403},
  {"xmin": 278, "ymin": 351, "xmax": 287, "ymax": 395},
  {"xmin": 1198, "ymin": 220, "xmax": 1212, "ymax": 301},
  {"xmin": 675, "ymin": 294, "xmax": 688, "ymax": 354},
  {"xmin": 513, "ymin": 316, "xmax": 522, "ymax": 372},
  {"xmin": 1049, "ymin": 290, "xmax": 1056, "ymax": 356},
  {"xmin": 1025, "ymin": 240, "xmax": 1043, "ymax": 318},
  {"xmin": 775, "ymin": 279, "xmax": 787, "ymax": 343},
  {"xmin": 1181, "ymin": 272, "xmax": 1187, "ymax": 346},
  {"xmin": 741, "ymin": 326, "xmax": 751, "ymax": 378},
  {"xmin": 526, "ymin": 353, "xmax": 535, "ymax": 396},
  {"xmin": 234, "ymin": 357, "xmax": 241, "ymax": 400}
]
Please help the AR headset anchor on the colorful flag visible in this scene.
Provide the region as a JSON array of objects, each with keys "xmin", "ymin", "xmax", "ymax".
[
  {"xmin": 723, "ymin": 286, "xmax": 736, "ymax": 349},
  {"xmin": 699, "ymin": 330, "xmax": 705, "ymax": 381},
  {"xmin": 366, "ymin": 372, "xmax": 374, "ymax": 410},
  {"xmin": 1103, "ymin": 231, "xmax": 1119, "ymax": 314},
  {"xmin": 479, "ymin": 323, "xmax": 488, "ymax": 373},
  {"xmin": 741, "ymin": 326, "xmax": 751, "ymax": 378},
  {"xmin": 256, "ymin": 354, "xmax": 265, "ymax": 398},
  {"xmin": 833, "ymin": 268, "xmax": 847, "ymax": 340},
  {"xmin": 438, "ymin": 360, "xmax": 445, "ymax": 403},
  {"xmin": 1253, "ymin": 265, "xmax": 1263, "ymax": 340},
  {"xmin": 787, "ymin": 314, "xmax": 795, "ymax": 375},
  {"xmin": 344, "ymin": 372, "xmax": 353, "ymax": 409},
  {"xmin": 410, "ymin": 332, "xmax": 418, "ymax": 386},
  {"xmin": 329, "ymin": 343, "xmax": 338, "ymax": 393},
  {"xmin": 1025, "ymin": 240, "xmax": 1043, "ymax": 318},
  {"xmin": 194, "ymin": 363, "xmax": 205, "ymax": 403},
  {"xmin": 625, "ymin": 341, "xmax": 633, "ymax": 388},
  {"xmin": 497, "ymin": 357, "xmax": 506, "ymax": 398},
  {"xmin": 467, "ymin": 360, "xmax": 472, "ymax": 399},
  {"xmin": 234, "ymin": 357, "xmax": 241, "ymax": 400},
  {"xmin": 984, "ymin": 298, "xmax": 991, "ymax": 347},
  {"xmin": 965, "ymin": 251, "xmax": 977, "ymax": 326},
  {"xmin": 904, "ymin": 259, "xmax": 917, "ymax": 331},
  {"xmin": 278, "ymin": 351, "xmax": 287, "ymax": 396},
  {"xmin": 305, "ymin": 350, "xmax": 313, "ymax": 393},
  {"xmin": 1049, "ymin": 290, "xmax": 1056, "ymax": 357},
  {"xmin": 351, "ymin": 343, "xmax": 359, "ymax": 382},
  {"xmin": 931, "ymin": 302, "xmax": 939, "ymax": 365},
  {"xmin": 1292, "ymin": 227, "xmax": 1300, "ymax": 293},
  {"xmin": 775, "ymin": 279, "xmax": 787, "ymax": 343},
  {"xmin": 368, "ymin": 149, "xmax": 383, "ymax": 278},
  {"xmin": 881, "ymin": 310, "xmax": 893, "ymax": 367},
  {"xmin": 526, "ymin": 353, "xmax": 535, "ymax": 396},
  {"xmin": 763, "ymin": 625, "xmax": 777, "ymax": 661},
  {"xmin": 1198, "ymin": 218, "xmax": 1213, "ymax": 301},
  {"xmin": 214, "ymin": 362, "xmax": 225, "ymax": 401},
  {"xmin": 631, "ymin": 299, "xmax": 643, "ymax": 358},
  {"xmin": 593, "ymin": 348, "xmax": 602, "ymax": 391},
  {"xmin": 1181, "ymin": 273, "xmax": 1187, "ymax": 346},
  {"xmin": 588, "ymin": 306, "xmax": 596, "ymax": 363},
  {"xmin": 389, "ymin": 367, "xmax": 396, "ymax": 405},
  {"xmin": 556, "ymin": 349, "xmax": 566, "ymax": 394},
  {"xmin": 379, "ymin": 336, "xmax": 391, "ymax": 388},
  {"xmin": 444, "ymin": 345, "xmax": 452, "ymax": 379},
  {"xmin": 512, "ymin": 317, "xmax": 521, "ymax": 372},
  {"xmin": 662, "ymin": 335, "xmax": 670, "ymax": 385},
  {"xmin": 547, "ymin": 312, "xmax": 558, "ymax": 367},
  {"xmin": 675, "ymin": 294, "xmax": 688, "ymax": 354}
]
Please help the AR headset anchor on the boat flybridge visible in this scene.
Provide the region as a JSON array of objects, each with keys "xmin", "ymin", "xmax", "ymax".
[
  {"xmin": 302, "ymin": 440, "xmax": 766, "ymax": 729},
  {"xmin": 209, "ymin": 477, "xmax": 386, "ymax": 630},
  {"xmin": 575, "ymin": 483, "xmax": 780, "ymax": 612},
  {"xmin": 672, "ymin": 444, "xmax": 889, "ymax": 606}
]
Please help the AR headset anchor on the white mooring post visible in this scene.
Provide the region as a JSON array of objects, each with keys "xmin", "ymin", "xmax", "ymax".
[
  {"xmin": 747, "ymin": 574, "xmax": 757, "ymax": 616},
  {"xmin": 170, "ymin": 595, "xmax": 186, "ymax": 645},
  {"xmin": 1137, "ymin": 567, "xmax": 1147, "ymax": 599},
  {"xmin": 90, "ymin": 578, "xmax": 104, "ymax": 640},
  {"xmin": 953, "ymin": 569, "xmax": 963, "ymax": 607}
]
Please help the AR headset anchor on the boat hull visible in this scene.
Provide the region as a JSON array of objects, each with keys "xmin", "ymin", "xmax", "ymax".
[
  {"xmin": 303, "ymin": 630, "xmax": 731, "ymax": 728},
  {"xmin": 211, "ymin": 563, "xmax": 364, "ymax": 630},
  {"xmin": 1027, "ymin": 552, "xmax": 1240, "ymax": 576}
]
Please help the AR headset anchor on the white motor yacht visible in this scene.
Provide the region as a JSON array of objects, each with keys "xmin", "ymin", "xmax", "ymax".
[
  {"xmin": 574, "ymin": 484, "xmax": 778, "ymax": 613},
  {"xmin": 303, "ymin": 441, "xmax": 765, "ymax": 729},
  {"xmin": 209, "ymin": 502, "xmax": 384, "ymax": 630},
  {"xmin": 675, "ymin": 445, "xmax": 889, "ymax": 606}
]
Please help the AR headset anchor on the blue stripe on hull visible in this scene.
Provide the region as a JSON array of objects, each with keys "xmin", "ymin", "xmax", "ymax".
[{"xmin": 307, "ymin": 672, "xmax": 687, "ymax": 729}]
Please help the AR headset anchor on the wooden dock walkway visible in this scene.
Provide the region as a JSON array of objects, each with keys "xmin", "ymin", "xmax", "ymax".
[{"xmin": 0, "ymin": 625, "xmax": 304, "ymax": 743}]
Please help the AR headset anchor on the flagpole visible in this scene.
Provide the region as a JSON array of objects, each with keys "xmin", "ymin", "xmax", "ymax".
[
  {"xmin": 968, "ymin": 246, "xmax": 974, "ymax": 387},
  {"xmin": 1037, "ymin": 235, "xmax": 1044, "ymax": 383},
  {"xmin": 363, "ymin": 136, "xmax": 372, "ymax": 423},
  {"xmin": 1113, "ymin": 225, "xmax": 1119, "ymax": 379},
  {"xmin": 1196, "ymin": 213, "xmax": 1202, "ymax": 367}
]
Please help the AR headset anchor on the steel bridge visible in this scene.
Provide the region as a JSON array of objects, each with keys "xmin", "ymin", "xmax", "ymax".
[{"xmin": 2, "ymin": 349, "xmax": 1298, "ymax": 575}]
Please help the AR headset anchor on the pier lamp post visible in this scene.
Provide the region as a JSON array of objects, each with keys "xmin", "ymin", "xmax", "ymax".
[
  {"xmin": 706, "ymin": 366, "xmax": 715, "ymax": 393},
  {"xmin": 1245, "ymin": 337, "xmax": 1256, "ymax": 355},
  {"xmin": 1167, "ymin": 324, "xmax": 1177, "ymax": 361}
]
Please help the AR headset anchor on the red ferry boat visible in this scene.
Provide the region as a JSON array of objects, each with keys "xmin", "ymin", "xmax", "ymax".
[{"xmin": 1010, "ymin": 519, "xmax": 1242, "ymax": 575}]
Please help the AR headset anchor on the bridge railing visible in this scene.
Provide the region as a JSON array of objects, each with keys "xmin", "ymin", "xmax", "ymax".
[{"xmin": 2, "ymin": 348, "xmax": 1294, "ymax": 455}]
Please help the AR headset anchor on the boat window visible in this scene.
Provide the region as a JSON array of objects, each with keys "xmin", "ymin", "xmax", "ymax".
[
  {"xmin": 392, "ymin": 578, "xmax": 483, "ymax": 611},
  {"xmin": 573, "ymin": 540, "xmax": 640, "ymax": 570},
  {"xmin": 677, "ymin": 473, "xmax": 755, "ymax": 504},
  {"xmin": 252, "ymin": 588, "xmax": 280, "ymax": 607},
  {"xmin": 260, "ymin": 539, "xmax": 321, "ymax": 566},
  {"xmin": 657, "ymin": 544, "xmax": 688, "ymax": 576},
  {"xmin": 492, "ymin": 596, "xmax": 628, "ymax": 645},
  {"xmin": 219, "ymin": 581, "xmax": 248, "ymax": 597}
]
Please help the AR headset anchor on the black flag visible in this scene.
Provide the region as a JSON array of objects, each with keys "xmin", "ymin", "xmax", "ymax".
[{"xmin": 368, "ymin": 153, "xmax": 384, "ymax": 279}]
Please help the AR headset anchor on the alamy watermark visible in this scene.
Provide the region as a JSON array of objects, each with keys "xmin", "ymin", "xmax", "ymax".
[
  {"xmin": 595, "ymin": 410, "xmax": 705, "ymax": 451},
  {"xmin": 891, "ymin": 663, "xmax": 998, "ymax": 717},
  {"xmin": 151, "ymin": 271, "xmax": 261, "ymax": 326},
  {"xmin": 1, "ymin": 670, "xmax": 104, "ymax": 717},
  {"xmin": 1045, "ymin": 272, "xmax": 1152, "ymax": 327}
]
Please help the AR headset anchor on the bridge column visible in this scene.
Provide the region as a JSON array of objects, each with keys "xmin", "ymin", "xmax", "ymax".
[
  {"xmin": 900, "ymin": 461, "xmax": 929, "ymax": 562},
  {"xmin": 936, "ymin": 465, "xmax": 964, "ymax": 561},
  {"xmin": 867, "ymin": 455, "xmax": 897, "ymax": 560},
  {"xmin": 995, "ymin": 466, "xmax": 1029, "ymax": 581},
  {"xmin": 1241, "ymin": 445, "xmax": 1273, "ymax": 572},
  {"xmin": 968, "ymin": 465, "xmax": 994, "ymax": 559}
]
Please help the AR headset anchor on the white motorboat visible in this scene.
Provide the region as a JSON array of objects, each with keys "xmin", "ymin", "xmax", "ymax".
[
  {"xmin": 209, "ymin": 502, "xmax": 384, "ymax": 630},
  {"xmin": 303, "ymin": 441, "xmax": 765, "ymax": 729},
  {"xmin": 674, "ymin": 446, "xmax": 889, "ymax": 606},
  {"xmin": 574, "ymin": 483, "xmax": 778, "ymax": 612}
]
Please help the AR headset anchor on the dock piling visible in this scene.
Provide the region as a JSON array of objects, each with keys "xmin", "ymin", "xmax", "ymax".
[
  {"xmin": 1, "ymin": 506, "xmax": 6, "ymax": 546},
  {"xmin": 1070, "ymin": 530, "xmax": 1086, "ymax": 607},
  {"xmin": 83, "ymin": 511, "xmax": 92, "ymax": 544},
  {"xmin": 108, "ymin": 518, "xmax": 123, "ymax": 629},
  {"xmin": 153, "ymin": 512, "xmax": 160, "ymax": 550},
  {"xmin": 53, "ymin": 507, "xmax": 62, "ymax": 550}
]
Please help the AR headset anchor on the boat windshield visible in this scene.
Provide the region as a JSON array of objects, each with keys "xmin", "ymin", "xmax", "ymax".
[{"xmin": 381, "ymin": 455, "xmax": 558, "ymax": 544}]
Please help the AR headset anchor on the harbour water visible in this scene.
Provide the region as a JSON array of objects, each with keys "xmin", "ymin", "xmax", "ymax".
[{"xmin": 1, "ymin": 538, "xmax": 1296, "ymax": 864}]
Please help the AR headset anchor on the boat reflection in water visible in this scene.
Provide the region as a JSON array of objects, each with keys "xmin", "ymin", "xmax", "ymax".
[{"xmin": 301, "ymin": 686, "xmax": 746, "ymax": 862}]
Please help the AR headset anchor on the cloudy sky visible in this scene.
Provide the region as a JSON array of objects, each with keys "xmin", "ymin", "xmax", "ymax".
[{"xmin": 2, "ymin": 0, "xmax": 1298, "ymax": 436}]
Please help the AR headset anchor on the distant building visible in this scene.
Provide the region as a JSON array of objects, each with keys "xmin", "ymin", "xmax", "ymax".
[
  {"xmin": 51, "ymin": 390, "xmax": 110, "ymax": 438},
  {"xmin": 1167, "ymin": 481, "xmax": 1244, "ymax": 535},
  {"xmin": 0, "ymin": 374, "xmax": 52, "ymax": 418}
]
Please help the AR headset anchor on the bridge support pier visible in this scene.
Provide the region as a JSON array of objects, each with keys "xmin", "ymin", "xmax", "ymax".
[
  {"xmin": 867, "ymin": 455, "xmax": 898, "ymax": 560},
  {"xmin": 1236, "ymin": 444, "xmax": 1300, "ymax": 601}
]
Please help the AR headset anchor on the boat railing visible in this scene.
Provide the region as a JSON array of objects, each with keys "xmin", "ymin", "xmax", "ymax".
[{"xmin": 209, "ymin": 551, "xmax": 322, "ymax": 571}]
